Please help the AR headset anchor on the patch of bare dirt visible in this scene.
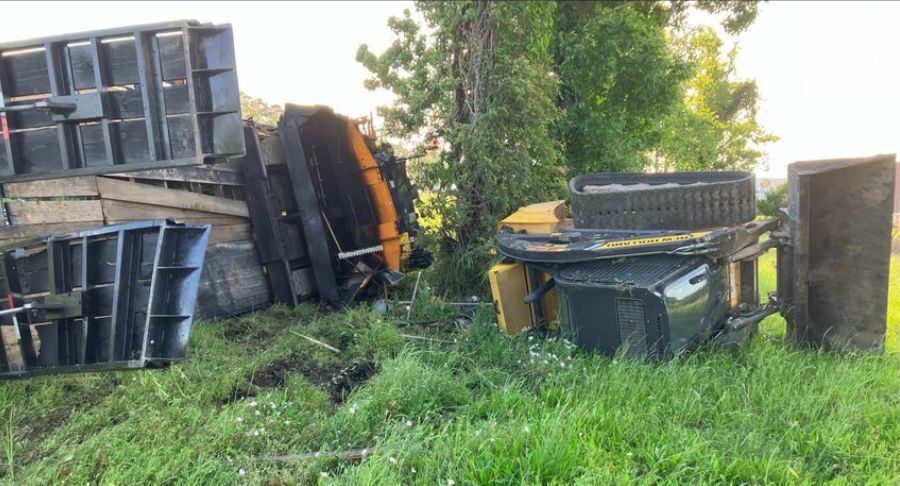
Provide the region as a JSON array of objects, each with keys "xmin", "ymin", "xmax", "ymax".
[
  {"xmin": 221, "ymin": 306, "xmax": 336, "ymax": 349},
  {"xmin": 250, "ymin": 354, "xmax": 308, "ymax": 388},
  {"xmin": 248, "ymin": 354, "xmax": 379, "ymax": 403},
  {"xmin": 222, "ymin": 317, "xmax": 280, "ymax": 347}
]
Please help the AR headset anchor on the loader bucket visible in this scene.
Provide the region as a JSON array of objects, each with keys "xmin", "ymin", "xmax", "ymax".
[{"xmin": 779, "ymin": 154, "xmax": 896, "ymax": 351}]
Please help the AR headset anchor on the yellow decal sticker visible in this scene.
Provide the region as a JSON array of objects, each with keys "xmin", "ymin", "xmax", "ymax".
[
  {"xmin": 527, "ymin": 244, "xmax": 569, "ymax": 252},
  {"xmin": 595, "ymin": 232, "xmax": 708, "ymax": 250}
]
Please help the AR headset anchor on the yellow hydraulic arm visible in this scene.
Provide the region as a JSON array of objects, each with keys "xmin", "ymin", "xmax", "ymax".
[{"xmin": 345, "ymin": 120, "xmax": 402, "ymax": 271}]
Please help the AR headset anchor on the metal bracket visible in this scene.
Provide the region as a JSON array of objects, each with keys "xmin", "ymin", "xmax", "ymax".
[
  {"xmin": 0, "ymin": 291, "xmax": 83, "ymax": 324},
  {"xmin": 0, "ymin": 98, "xmax": 77, "ymax": 115},
  {"xmin": 727, "ymin": 239, "xmax": 777, "ymax": 262},
  {"xmin": 34, "ymin": 291, "xmax": 83, "ymax": 321}
]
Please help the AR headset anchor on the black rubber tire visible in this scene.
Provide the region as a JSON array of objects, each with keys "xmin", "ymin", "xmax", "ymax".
[{"xmin": 569, "ymin": 171, "xmax": 755, "ymax": 230}]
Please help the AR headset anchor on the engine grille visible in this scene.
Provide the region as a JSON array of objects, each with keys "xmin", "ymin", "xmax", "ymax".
[
  {"xmin": 616, "ymin": 298, "xmax": 647, "ymax": 357},
  {"xmin": 556, "ymin": 255, "xmax": 690, "ymax": 287}
]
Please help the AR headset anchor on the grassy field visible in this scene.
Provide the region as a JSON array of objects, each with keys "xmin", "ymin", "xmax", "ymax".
[{"xmin": 0, "ymin": 256, "xmax": 897, "ymax": 485}]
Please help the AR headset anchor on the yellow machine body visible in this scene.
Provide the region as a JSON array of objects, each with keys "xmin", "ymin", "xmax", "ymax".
[
  {"xmin": 346, "ymin": 120, "xmax": 402, "ymax": 270},
  {"xmin": 498, "ymin": 200, "xmax": 571, "ymax": 234},
  {"xmin": 489, "ymin": 262, "xmax": 559, "ymax": 335},
  {"xmin": 489, "ymin": 263, "xmax": 532, "ymax": 334},
  {"xmin": 490, "ymin": 200, "xmax": 571, "ymax": 335}
]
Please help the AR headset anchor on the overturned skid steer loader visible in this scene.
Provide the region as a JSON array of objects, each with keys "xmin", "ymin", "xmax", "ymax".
[{"xmin": 493, "ymin": 155, "xmax": 896, "ymax": 359}]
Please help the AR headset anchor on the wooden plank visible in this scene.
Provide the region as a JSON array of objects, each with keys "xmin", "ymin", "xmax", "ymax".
[
  {"xmin": 4, "ymin": 176, "xmax": 99, "ymax": 198},
  {"xmin": 106, "ymin": 165, "xmax": 243, "ymax": 186},
  {"xmin": 105, "ymin": 216, "xmax": 245, "ymax": 226},
  {"xmin": 96, "ymin": 177, "xmax": 249, "ymax": 217},
  {"xmin": 209, "ymin": 223, "xmax": 251, "ymax": 244},
  {"xmin": 0, "ymin": 221, "xmax": 104, "ymax": 243},
  {"xmin": 196, "ymin": 239, "xmax": 272, "ymax": 318},
  {"xmin": 100, "ymin": 199, "xmax": 243, "ymax": 221},
  {"xmin": 7, "ymin": 200, "xmax": 103, "ymax": 225}
]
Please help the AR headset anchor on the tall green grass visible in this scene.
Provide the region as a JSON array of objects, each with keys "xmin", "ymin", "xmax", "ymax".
[
  {"xmin": 0, "ymin": 257, "xmax": 896, "ymax": 485},
  {"xmin": 887, "ymin": 257, "xmax": 899, "ymax": 351}
]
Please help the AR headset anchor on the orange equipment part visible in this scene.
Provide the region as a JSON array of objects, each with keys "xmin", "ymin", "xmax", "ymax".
[{"xmin": 345, "ymin": 120, "xmax": 402, "ymax": 270}]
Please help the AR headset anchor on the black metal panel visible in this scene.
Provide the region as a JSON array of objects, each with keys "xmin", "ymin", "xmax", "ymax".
[
  {"xmin": 0, "ymin": 20, "xmax": 244, "ymax": 183},
  {"xmin": 554, "ymin": 256, "xmax": 728, "ymax": 360},
  {"xmin": 781, "ymin": 154, "xmax": 896, "ymax": 351},
  {"xmin": 4, "ymin": 48, "xmax": 50, "ymax": 97},
  {"xmin": 616, "ymin": 298, "xmax": 648, "ymax": 357},
  {"xmin": 280, "ymin": 106, "xmax": 340, "ymax": 303},
  {"xmin": 238, "ymin": 124, "xmax": 298, "ymax": 305},
  {"xmin": 569, "ymin": 171, "xmax": 756, "ymax": 230},
  {"xmin": 0, "ymin": 220, "xmax": 210, "ymax": 378},
  {"xmin": 12, "ymin": 129, "xmax": 62, "ymax": 173},
  {"xmin": 101, "ymin": 39, "xmax": 140, "ymax": 87}
]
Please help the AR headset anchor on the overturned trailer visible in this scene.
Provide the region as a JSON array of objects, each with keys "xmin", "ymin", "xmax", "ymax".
[
  {"xmin": 0, "ymin": 20, "xmax": 244, "ymax": 180},
  {"xmin": 0, "ymin": 20, "xmax": 263, "ymax": 320},
  {"xmin": 0, "ymin": 21, "xmax": 430, "ymax": 377},
  {"xmin": 245, "ymin": 105, "xmax": 429, "ymax": 305}
]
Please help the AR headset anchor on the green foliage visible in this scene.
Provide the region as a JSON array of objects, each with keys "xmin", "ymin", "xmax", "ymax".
[
  {"xmin": 556, "ymin": 5, "xmax": 773, "ymax": 175},
  {"xmin": 239, "ymin": 92, "xmax": 283, "ymax": 126},
  {"xmin": 555, "ymin": 3, "xmax": 689, "ymax": 174},
  {"xmin": 757, "ymin": 182, "xmax": 788, "ymax": 217},
  {"xmin": 360, "ymin": 1, "xmax": 774, "ymax": 293},
  {"xmin": 638, "ymin": 0, "xmax": 760, "ymax": 35},
  {"xmin": 358, "ymin": 2, "xmax": 564, "ymax": 293},
  {"xmin": 1, "ymin": 256, "xmax": 899, "ymax": 485},
  {"xmin": 651, "ymin": 27, "xmax": 778, "ymax": 172}
]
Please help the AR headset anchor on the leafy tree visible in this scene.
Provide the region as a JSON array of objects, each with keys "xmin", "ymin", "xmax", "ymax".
[
  {"xmin": 651, "ymin": 27, "xmax": 777, "ymax": 172},
  {"xmin": 757, "ymin": 182, "xmax": 787, "ymax": 217},
  {"xmin": 555, "ymin": 2, "xmax": 767, "ymax": 176},
  {"xmin": 637, "ymin": 0, "xmax": 759, "ymax": 35},
  {"xmin": 358, "ymin": 1, "xmax": 563, "ymax": 291},
  {"xmin": 240, "ymin": 92, "xmax": 283, "ymax": 126},
  {"xmin": 555, "ymin": 2, "xmax": 689, "ymax": 175}
]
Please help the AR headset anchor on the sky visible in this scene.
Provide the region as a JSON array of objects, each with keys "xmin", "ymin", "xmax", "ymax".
[
  {"xmin": 1, "ymin": 1, "xmax": 897, "ymax": 177},
  {"xmin": 726, "ymin": 1, "xmax": 900, "ymax": 176}
]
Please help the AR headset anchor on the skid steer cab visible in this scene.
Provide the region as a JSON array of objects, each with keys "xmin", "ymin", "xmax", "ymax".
[{"xmin": 490, "ymin": 155, "xmax": 896, "ymax": 360}]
